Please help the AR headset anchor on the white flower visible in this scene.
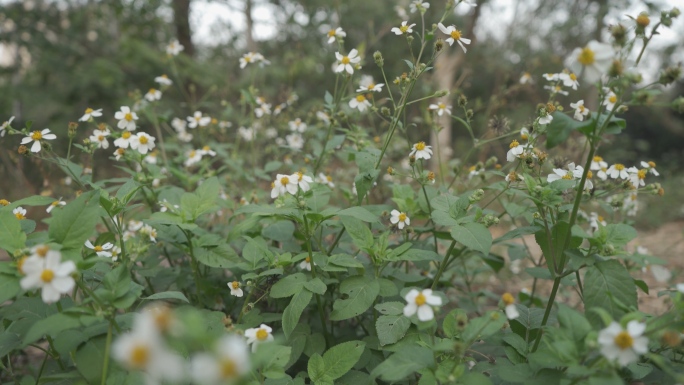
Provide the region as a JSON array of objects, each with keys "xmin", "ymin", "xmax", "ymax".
[
  {"xmin": 316, "ymin": 173, "xmax": 335, "ymax": 188},
  {"xmin": 114, "ymin": 148, "xmax": 126, "ymax": 161},
  {"xmin": 255, "ymin": 103, "xmax": 271, "ymax": 118},
  {"xmin": 140, "ymin": 224, "xmax": 158, "ymax": 243},
  {"xmin": 505, "ymin": 171, "xmax": 523, "ymax": 182},
  {"xmin": 643, "ymin": 263, "xmax": 671, "ymax": 283},
  {"xmin": 188, "ymin": 111, "xmax": 211, "ymax": 129},
  {"xmin": 437, "ymin": 23, "xmax": 471, "ymax": 53},
  {"xmin": 286, "ymin": 133, "xmax": 304, "ymax": 150},
  {"xmin": 316, "ymin": 111, "xmax": 331, "ymax": 125},
  {"xmin": 520, "ymin": 127, "xmax": 532, "ymax": 141},
  {"xmin": 228, "ymin": 281, "xmax": 243, "ymax": 297},
  {"xmin": 640, "ymin": 161, "xmax": 659, "ymax": 176},
  {"xmin": 13, "ymin": 206, "xmax": 26, "ymax": 220},
  {"xmin": 349, "ymin": 94, "xmax": 371, "ymax": 112},
  {"xmin": 271, "ymin": 174, "xmax": 298, "ymax": 198},
  {"xmin": 199, "ymin": 145, "xmax": 217, "ymax": 157},
  {"xmin": 624, "ymin": 192, "xmax": 639, "ymax": 217},
  {"xmin": 589, "ymin": 212, "xmax": 606, "ymax": 233},
  {"xmin": 334, "ymin": 49, "xmax": 361, "ymax": 74},
  {"xmin": 403, "ymin": 288, "xmax": 442, "ymax": 321},
  {"xmin": 390, "ymin": 209, "xmax": 410, "ymax": 229},
  {"xmin": 46, "ymin": 198, "xmax": 66, "ymax": 214},
  {"xmin": 114, "ymin": 106, "xmax": 138, "ymax": 131},
  {"xmin": 506, "ymin": 140, "xmax": 524, "ymax": 162},
  {"xmin": 190, "ymin": 335, "xmax": 250, "ymax": 385},
  {"xmin": 154, "ymin": 74, "xmax": 172, "ymax": 86},
  {"xmin": 606, "ymin": 163, "xmax": 629, "ymax": 179},
  {"xmin": 603, "ymin": 89, "xmax": 619, "ymax": 112},
  {"xmin": 547, "ymin": 162, "xmax": 584, "ymax": 183},
  {"xmin": 110, "ymin": 246, "xmax": 121, "ymax": 261},
  {"xmin": 171, "ymin": 117, "xmax": 187, "ymax": 133},
  {"xmin": 238, "ymin": 127, "xmax": 255, "ymax": 141},
  {"xmin": 559, "ymin": 71, "xmax": 580, "ymax": 90},
  {"xmin": 144, "ymin": 88, "xmax": 162, "ymax": 102},
  {"xmin": 460, "ymin": 0, "xmax": 477, "ymax": 7},
  {"xmin": 112, "ymin": 313, "xmax": 185, "ymax": 383},
  {"xmin": 468, "ymin": 165, "xmax": 481, "ymax": 180},
  {"xmin": 288, "ymin": 118, "xmax": 307, "ymax": 133},
  {"xmin": 85, "ymin": 240, "xmax": 114, "ymax": 258},
  {"xmin": 519, "ymin": 72, "xmax": 533, "ymax": 84},
  {"xmin": 392, "ymin": 21, "xmax": 415, "ymax": 35},
  {"xmin": 239, "ymin": 52, "xmax": 270, "ymax": 69},
  {"xmin": 89, "ymin": 128, "xmax": 111, "ymax": 149},
  {"xmin": 627, "ymin": 167, "xmax": 646, "ymax": 188},
  {"xmin": 543, "ymin": 73, "xmax": 559, "ymax": 81},
  {"xmin": 590, "ymin": 156, "xmax": 608, "ymax": 171},
  {"xmin": 144, "ymin": 151, "xmax": 158, "ymax": 164},
  {"xmin": 356, "ymin": 76, "xmax": 384, "ymax": 93},
  {"xmin": 428, "ymin": 102, "xmax": 451, "ymax": 116},
  {"xmin": 244, "ymin": 324, "xmax": 274, "ymax": 352},
  {"xmin": 676, "ymin": 283, "xmax": 684, "ymax": 293},
  {"xmin": 21, "ymin": 128, "xmax": 57, "ymax": 153},
  {"xmin": 501, "ymin": 293, "xmax": 519, "ymax": 319},
  {"xmin": 185, "ymin": 149, "xmax": 203, "ymax": 167},
  {"xmin": 166, "ymin": 39, "xmax": 184, "ymax": 56},
  {"xmin": 570, "ymin": 100, "xmax": 590, "ymax": 121},
  {"xmin": 410, "ymin": 141, "xmax": 432, "ymax": 160},
  {"xmin": 265, "ymin": 127, "xmax": 278, "ymax": 139},
  {"xmin": 299, "ymin": 256, "xmax": 312, "ymax": 271},
  {"xmin": 326, "ymin": 27, "xmax": 346, "ymax": 44},
  {"xmin": 539, "ymin": 113, "xmax": 553, "ymax": 125},
  {"xmin": 409, "ymin": 1, "xmax": 430, "ymax": 13},
  {"xmin": 543, "ymin": 84, "xmax": 569, "ymax": 96},
  {"xmin": 566, "ymin": 40, "xmax": 613, "ymax": 83},
  {"xmin": 598, "ymin": 321, "xmax": 648, "ymax": 367},
  {"xmin": 129, "ymin": 132, "xmax": 156, "ymax": 155},
  {"xmin": 292, "ymin": 172, "xmax": 314, "ymax": 192},
  {"xmin": 79, "ymin": 108, "xmax": 103, "ymax": 122},
  {"xmin": 20, "ymin": 250, "xmax": 76, "ymax": 304},
  {"xmin": 1, "ymin": 116, "xmax": 14, "ymax": 137}
]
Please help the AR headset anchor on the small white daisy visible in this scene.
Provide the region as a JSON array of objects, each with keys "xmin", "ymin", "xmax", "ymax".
[{"xmin": 403, "ymin": 288, "xmax": 442, "ymax": 321}]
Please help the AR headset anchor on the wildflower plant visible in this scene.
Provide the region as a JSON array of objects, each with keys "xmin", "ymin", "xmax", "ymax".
[{"xmin": 0, "ymin": 3, "xmax": 683, "ymax": 385}]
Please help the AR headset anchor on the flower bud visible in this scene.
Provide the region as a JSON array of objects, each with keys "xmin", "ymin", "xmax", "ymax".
[
  {"xmin": 380, "ymin": 106, "xmax": 391, "ymax": 117},
  {"xmin": 469, "ymin": 189, "xmax": 484, "ymax": 203},
  {"xmin": 608, "ymin": 59, "xmax": 624, "ymax": 77},
  {"xmin": 659, "ymin": 65, "xmax": 682, "ymax": 85},
  {"xmin": 68, "ymin": 122, "xmax": 78, "ymax": 138},
  {"xmin": 407, "ymin": 35, "xmax": 414, "ymax": 45},
  {"xmin": 373, "ymin": 51, "xmax": 384, "ymax": 67},
  {"xmin": 482, "ymin": 214, "xmax": 500, "ymax": 228},
  {"xmin": 662, "ymin": 330, "xmax": 681, "ymax": 347},
  {"xmin": 636, "ymin": 12, "xmax": 650, "ymax": 27},
  {"xmin": 18, "ymin": 145, "xmax": 28, "ymax": 155},
  {"xmin": 485, "ymin": 156, "xmax": 498, "ymax": 167},
  {"xmin": 610, "ymin": 24, "xmax": 627, "ymax": 46},
  {"xmin": 435, "ymin": 38, "xmax": 445, "ymax": 52},
  {"xmin": 458, "ymin": 94, "xmax": 468, "ymax": 107},
  {"xmin": 672, "ymin": 96, "xmax": 684, "ymax": 114},
  {"xmin": 670, "ymin": 7, "xmax": 680, "ymax": 18},
  {"xmin": 465, "ymin": 109, "xmax": 474, "ymax": 119},
  {"xmin": 387, "ymin": 166, "xmax": 395, "ymax": 176},
  {"xmin": 435, "ymin": 89, "xmax": 450, "ymax": 98}
]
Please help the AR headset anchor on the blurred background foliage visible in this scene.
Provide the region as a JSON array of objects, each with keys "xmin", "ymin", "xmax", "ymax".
[{"xmin": 0, "ymin": 0, "xmax": 682, "ymax": 225}]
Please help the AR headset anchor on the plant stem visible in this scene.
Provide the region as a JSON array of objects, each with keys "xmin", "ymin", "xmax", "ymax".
[
  {"xmin": 101, "ymin": 321, "xmax": 113, "ymax": 385},
  {"xmin": 431, "ymin": 240, "xmax": 457, "ymax": 289}
]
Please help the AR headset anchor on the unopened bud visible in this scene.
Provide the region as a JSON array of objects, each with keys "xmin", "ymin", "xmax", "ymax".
[
  {"xmin": 662, "ymin": 330, "xmax": 681, "ymax": 347},
  {"xmin": 670, "ymin": 7, "xmax": 680, "ymax": 18},
  {"xmin": 458, "ymin": 94, "xmax": 468, "ymax": 107},
  {"xmin": 610, "ymin": 24, "xmax": 627, "ymax": 46},
  {"xmin": 469, "ymin": 189, "xmax": 484, "ymax": 203},
  {"xmin": 435, "ymin": 38, "xmax": 444, "ymax": 52},
  {"xmin": 68, "ymin": 122, "xmax": 78, "ymax": 138},
  {"xmin": 482, "ymin": 214, "xmax": 500, "ymax": 228},
  {"xmin": 387, "ymin": 166, "xmax": 395, "ymax": 175},
  {"xmin": 373, "ymin": 51, "xmax": 384, "ymax": 67},
  {"xmin": 18, "ymin": 145, "xmax": 28, "ymax": 155},
  {"xmin": 636, "ymin": 12, "xmax": 650, "ymax": 27},
  {"xmin": 672, "ymin": 96, "xmax": 684, "ymax": 114},
  {"xmin": 659, "ymin": 65, "xmax": 682, "ymax": 85},
  {"xmin": 435, "ymin": 89, "xmax": 449, "ymax": 98},
  {"xmin": 465, "ymin": 109, "xmax": 474, "ymax": 119},
  {"xmin": 380, "ymin": 106, "xmax": 391, "ymax": 116},
  {"xmin": 485, "ymin": 156, "xmax": 498, "ymax": 167},
  {"xmin": 609, "ymin": 59, "xmax": 624, "ymax": 77}
]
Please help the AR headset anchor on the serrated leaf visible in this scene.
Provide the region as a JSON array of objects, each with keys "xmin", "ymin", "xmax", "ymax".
[
  {"xmin": 340, "ymin": 216, "xmax": 373, "ymax": 249},
  {"xmin": 450, "ymin": 222, "xmax": 492, "ymax": 255},
  {"xmin": 142, "ymin": 291, "xmax": 189, "ymax": 303},
  {"xmin": 321, "ymin": 340, "xmax": 366, "ymax": 380},
  {"xmin": 0, "ymin": 210, "xmax": 26, "ymax": 254},
  {"xmin": 583, "ymin": 260, "xmax": 637, "ymax": 327},
  {"xmin": 375, "ymin": 301, "xmax": 404, "ymax": 316},
  {"xmin": 304, "ymin": 278, "xmax": 327, "ymax": 295},
  {"xmin": 270, "ymin": 273, "xmax": 307, "ymax": 298},
  {"xmin": 337, "ymin": 206, "xmax": 379, "ymax": 223},
  {"xmin": 376, "ymin": 315, "xmax": 411, "ymax": 346},
  {"xmin": 546, "ymin": 112, "xmax": 594, "ymax": 149},
  {"xmin": 48, "ymin": 190, "xmax": 100, "ymax": 259},
  {"xmin": 330, "ymin": 275, "xmax": 379, "ymax": 321},
  {"xmin": 282, "ymin": 289, "xmax": 313, "ymax": 338},
  {"xmin": 371, "ymin": 345, "xmax": 434, "ymax": 382}
]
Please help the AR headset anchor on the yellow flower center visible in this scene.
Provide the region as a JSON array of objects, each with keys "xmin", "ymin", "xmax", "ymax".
[
  {"xmin": 280, "ymin": 176, "xmax": 290, "ymax": 185},
  {"xmin": 94, "ymin": 245, "xmax": 103, "ymax": 252},
  {"xmin": 326, "ymin": 175, "xmax": 332, "ymax": 182},
  {"xmin": 509, "ymin": 140, "xmax": 519, "ymax": 149},
  {"xmin": 569, "ymin": 73, "xmax": 577, "ymax": 81},
  {"xmin": 502, "ymin": 292, "xmax": 515, "ymax": 305},
  {"xmin": 41, "ymin": 269, "xmax": 55, "ymax": 283},
  {"xmin": 0, "ymin": 199, "xmax": 8, "ymax": 206},
  {"xmin": 305, "ymin": 256, "xmax": 311, "ymax": 263},
  {"xmin": 587, "ymin": 170, "xmax": 593, "ymax": 179},
  {"xmin": 593, "ymin": 156, "xmax": 603, "ymax": 162},
  {"xmin": 508, "ymin": 171, "xmax": 518, "ymax": 180},
  {"xmin": 614, "ymin": 164, "xmax": 625, "ymax": 171},
  {"xmin": 129, "ymin": 344, "xmax": 150, "ymax": 369},
  {"xmin": 598, "ymin": 215, "xmax": 604, "ymax": 222},
  {"xmin": 161, "ymin": 74, "xmax": 168, "ymax": 79},
  {"xmin": 122, "ymin": 131, "xmax": 131, "ymax": 139},
  {"xmin": 203, "ymin": 146, "xmax": 211, "ymax": 151},
  {"xmin": 400, "ymin": 25, "xmax": 409, "ymax": 33},
  {"xmin": 609, "ymin": 95, "xmax": 617, "ymax": 104},
  {"xmin": 614, "ymin": 331, "xmax": 634, "ymax": 350},
  {"xmin": 398, "ymin": 213, "xmax": 407, "ymax": 222},
  {"xmin": 341, "ymin": 56, "xmax": 350, "ymax": 65},
  {"xmin": 577, "ymin": 47, "xmax": 595, "ymax": 65},
  {"xmin": 153, "ymin": 307, "xmax": 172, "ymax": 331},
  {"xmin": 116, "ymin": 148, "xmax": 125, "ymax": 155},
  {"xmin": 231, "ymin": 281, "xmax": 240, "ymax": 289},
  {"xmin": 367, "ymin": 83, "xmax": 375, "ymax": 90},
  {"xmin": 638, "ymin": 169, "xmax": 647, "ymax": 179},
  {"xmin": 296, "ymin": 172, "xmax": 304, "ymax": 181},
  {"xmin": 579, "ymin": 105, "xmax": 585, "ymax": 112},
  {"xmin": 17, "ymin": 256, "xmax": 27, "ymax": 274},
  {"xmin": 355, "ymin": 94, "xmax": 366, "ymax": 102},
  {"xmin": 244, "ymin": 56, "xmax": 252, "ymax": 63},
  {"xmin": 149, "ymin": 88, "xmax": 156, "ymax": 94},
  {"xmin": 415, "ymin": 292, "xmax": 426, "ymax": 306},
  {"xmin": 211, "ymin": 118, "xmax": 218, "ymax": 124},
  {"xmin": 438, "ymin": 103, "xmax": 446, "ymax": 109},
  {"xmin": 36, "ymin": 245, "xmax": 49, "ymax": 257},
  {"xmin": 450, "ymin": 29, "xmax": 462, "ymax": 40},
  {"xmin": 648, "ymin": 161, "xmax": 656, "ymax": 168},
  {"xmin": 469, "ymin": 165, "xmax": 476, "ymax": 172},
  {"xmin": 256, "ymin": 329, "xmax": 269, "ymax": 341},
  {"xmin": 98, "ymin": 135, "xmax": 105, "ymax": 141},
  {"xmin": 139, "ymin": 136, "xmax": 149, "ymax": 145},
  {"xmin": 327, "ymin": 29, "xmax": 336, "ymax": 37},
  {"xmin": 189, "ymin": 151, "xmax": 196, "ymax": 158},
  {"xmin": 415, "ymin": 142, "xmax": 426, "ymax": 151},
  {"xmin": 220, "ymin": 358, "xmax": 237, "ymax": 378},
  {"xmin": 562, "ymin": 173, "xmax": 573, "ymax": 180},
  {"xmin": 521, "ymin": 133, "xmax": 528, "ymax": 140},
  {"xmin": 124, "ymin": 113, "xmax": 133, "ymax": 121},
  {"xmin": 15, "ymin": 212, "xmax": 25, "ymax": 220},
  {"xmin": 31, "ymin": 131, "xmax": 43, "ymax": 140},
  {"xmin": 85, "ymin": 108, "xmax": 93, "ymax": 114}
]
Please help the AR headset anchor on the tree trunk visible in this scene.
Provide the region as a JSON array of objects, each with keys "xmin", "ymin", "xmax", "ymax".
[
  {"xmin": 245, "ymin": 0, "xmax": 257, "ymax": 52},
  {"xmin": 173, "ymin": 0, "xmax": 195, "ymax": 57}
]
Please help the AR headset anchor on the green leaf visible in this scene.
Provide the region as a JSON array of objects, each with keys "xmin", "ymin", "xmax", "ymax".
[
  {"xmin": 321, "ymin": 340, "xmax": 366, "ymax": 380},
  {"xmin": 48, "ymin": 190, "xmax": 100, "ymax": 259},
  {"xmin": 142, "ymin": 291, "xmax": 189, "ymax": 303},
  {"xmin": 22, "ymin": 313, "xmax": 82, "ymax": 346},
  {"xmin": 583, "ymin": 260, "xmax": 637, "ymax": 327},
  {"xmin": 270, "ymin": 273, "xmax": 307, "ymax": 298},
  {"xmin": 337, "ymin": 206, "xmax": 379, "ymax": 223},
  {"xmin": 194, "ymin": 243, "xmax": 239, "ymax": 268},
  {"xmin": 340, "ymin": 216, "xmax": 373, "ymax": 249},
  {"xmin": 304, "ymin": 278, "xmax": 327, "ymax": 295},
  {"xmin": 462, "ymin": 312, "xmax": 506, "ymax": 343},
  {"xmin": 375, "ymin": 301, "xmax": 404, "ymax": 316},
  {"xmin": 327, "ymin": 254, "xmax": 363, "ymax": 269},
  {"xmin": 0, "ymin": 274, "xmax": 21, "ymax": 304},
  {"xmin": 371, "ymin": 345, "xmax": 434, "ymax": 382},
  {"xmin": 308, "ymin": 354, "xmax": 330, "ymax": 385},
  {"xmin": 330, "ymin": 275, "xmax": 380, "ymax": 321},
  {"xmin": 545, "ymin": 112, "xmax": 594, "ymax": 149},
  {"xmin": 450, "ymin": 222, "xmax": 492, "ymax": 255},
  {"xmin": 603, "ymin": 224, "xmax": 637, "ymax": 246},
  {"xmin": 74, "ymin": 335, "xmax": 107, "ymax": 383},
  {"xmin": 263, "ymin": 220, "xmax": 296, "ymax": 242},
  {"xmin": 557, "ymin": 304, "xmax": 592, "ymax": 342},
  {"xmin": 534, "ymin": 221, "xmax": 581, "ymax": 276},
  {"xmin": 282, "ymin": 289, "xmax": 313, "ymax": 339},
  {"xmin": 0, "ymin": 210, "xmax": 27, "ymax": 253},
  {"xmin": 376, "ymin": 315, "xmax": 411, "ymax": 346},
  {"xmin": 0, "ymin": 332, "xmax": 21, "ymax": 357}
]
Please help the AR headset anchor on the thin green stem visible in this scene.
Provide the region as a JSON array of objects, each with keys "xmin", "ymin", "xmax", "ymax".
[
  {"xmin": 101, "ymin": 321, "xmax": 113, "ymax": 385},
  {"xmin": 431, "ymin": 240, "xmax": 457, "ymax": 290}
]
